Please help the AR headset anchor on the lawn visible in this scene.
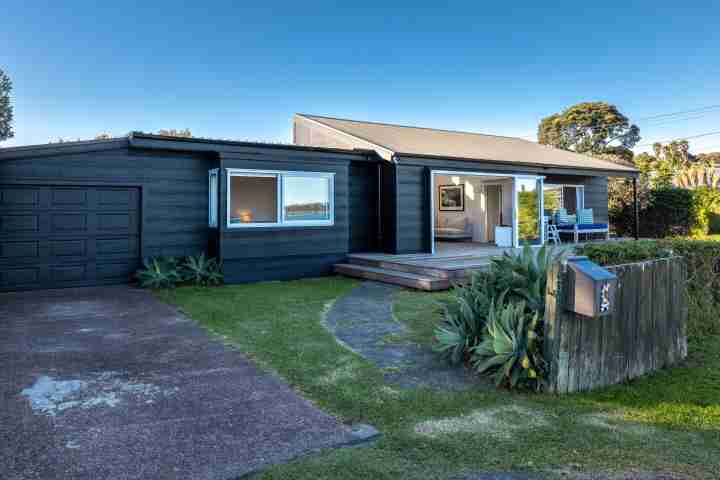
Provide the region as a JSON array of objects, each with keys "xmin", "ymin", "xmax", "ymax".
[{"xmin": 158, "ymin": 278, "xmax": 720, "ymax": 480}]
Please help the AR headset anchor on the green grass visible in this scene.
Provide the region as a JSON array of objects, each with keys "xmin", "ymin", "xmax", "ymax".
[{"xmin": 158, "ymin": 278, "xmax": 720, "ymax": 479}]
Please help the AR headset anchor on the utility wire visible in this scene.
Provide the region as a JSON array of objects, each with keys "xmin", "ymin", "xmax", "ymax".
[
  {"xmin": 518, "ymin": 103, "xmax": 720, "ymax": 140},
  {"xmin": 635, "ymin": 130, "xmax": 720, "ymax": 148}
]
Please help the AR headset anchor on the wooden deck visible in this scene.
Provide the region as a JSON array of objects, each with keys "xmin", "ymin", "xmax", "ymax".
[
  {"xmin": 334, "ymin": 249, "xmax": 502, "ymax": 291},
  {"xmin": 334, "ymin": 240, "xmax": 627, "ymax": 291}
]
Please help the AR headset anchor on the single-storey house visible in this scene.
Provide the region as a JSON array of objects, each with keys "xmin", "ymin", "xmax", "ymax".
[{"xmin": 0, "ymin": 114, "xmax": 638, "ymax": 291}]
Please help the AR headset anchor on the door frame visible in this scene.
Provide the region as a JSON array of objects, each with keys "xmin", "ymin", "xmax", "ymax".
[{"xmin": 429, "ymin": 170, "xmax": 545, "ymax": 254}]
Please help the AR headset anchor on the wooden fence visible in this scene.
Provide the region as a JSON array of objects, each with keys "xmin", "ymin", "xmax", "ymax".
[{"xmin": 544, "ymin": 256, "xmax": 688, "ymax": 394}]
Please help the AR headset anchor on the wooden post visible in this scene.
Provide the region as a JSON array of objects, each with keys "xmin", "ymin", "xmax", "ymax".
[{"xmin": 633, "ymin": 178, "xmax": 640, "ymax": 240}]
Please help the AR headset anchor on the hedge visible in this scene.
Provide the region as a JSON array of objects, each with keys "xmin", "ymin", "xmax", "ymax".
[{"xmin": 577, "ymin": 239, "xmax": 720, "ymax": 337}]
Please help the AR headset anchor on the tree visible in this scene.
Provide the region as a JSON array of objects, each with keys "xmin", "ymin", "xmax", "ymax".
[
  {"xmin": 157, "ymin": 128, "xmax": 192, "ymax": 138},
  {"xmin": 537, "ymin": 101, "xmax": 640, "ymax": 159},
  {"xmin": 697, "ymin": 152, "xmax": 720, "ymax": 167},
  {"xmin": 0, "ymin": 68, "xmax": 14, "ymax": 143},
  {"xmin": 635, "ymin": 141, "xmax": 692, "ymax": 189}
]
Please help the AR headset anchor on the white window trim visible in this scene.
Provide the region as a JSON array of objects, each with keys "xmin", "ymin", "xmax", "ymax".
[
  {"xmin": 543, "ymin": 183, "xmax": 585, "ymax": 212},
  {"xmin": 208, "ymin": 169, "xmax": 219, "ymax": 228},
  {"xmin": 225, "ymin": 168, "xmax": 335, "ymax": 228},
  {"xmin": 430, "ymin": 170, "xmax": 545, "ymax": 251}
]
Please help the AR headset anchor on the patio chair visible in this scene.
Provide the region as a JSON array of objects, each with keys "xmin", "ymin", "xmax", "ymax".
[
  {"xmin": 543, "ymin": 216, "xmax": 561, "ymax": 245},
  {"xmin": 555, "ymin": 208, "xmax": 609, "ymax": 243}
]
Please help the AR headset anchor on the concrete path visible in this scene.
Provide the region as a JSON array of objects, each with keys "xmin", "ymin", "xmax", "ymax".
[
  {"xmin": 324, "ymin": 281, "xmax": 485, "ymax": 390},
  {"xmin": 0, "ymin": 286, "xmax": 372, "ymax": 480}
]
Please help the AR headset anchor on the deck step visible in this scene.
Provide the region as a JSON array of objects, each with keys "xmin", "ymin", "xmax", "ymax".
[
  {"xmin": 334, "ymin": 263, "xmax": 450, "ymax": 291},
  {"xmin": 346, "ymin": 254, "xmax": 491, "ymax": 279}
]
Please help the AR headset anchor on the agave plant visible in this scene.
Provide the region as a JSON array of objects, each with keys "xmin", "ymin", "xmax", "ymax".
[
  {"xmin": 135, "ymin": 257, "xmax": 182, "ymax": 289},
  {"xmin": 181, "ymin": 253, "xmax": 224, "ymax": 286},
  {"xmin": 490, "ymin": 244, "xmax": 562, "ymax": 315},
  {"xmin": 433, "ymin": 274, "xmax": 506, "ymax": 364},
  {"xmin": 470, "ymin": 299, "xmax": 546, "ymax": 390}
]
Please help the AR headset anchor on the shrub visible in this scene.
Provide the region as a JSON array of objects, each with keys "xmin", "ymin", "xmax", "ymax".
[
  {"xmin": 709, "ymin": 213, "xmax": 720, "ymax": 234},
  {"xmin": 643, "ymin": 188, "xmax": 694, "ymax": 238},
  {"xmin": 579, "ymin": 238, "xmax": 720, "ymax": 338},
  {"xmin": 433, "ymin": 245, "xmax": 561, "ymax": 390},
  {"xmin": 433, "ymin": 273, "xmax": 500, "ymax": 364},
  {"xmin": 135, "ymin": 257, "xmax": 182, "ymax": 289},
  {"xmin": 577, "ymin": 240, "xmax": 672, "ymax": 266},
  {"xmin": 689, "ymin": 187, "xmax": 720, "ymax": 237},
  {"xmin": 135, "ymin": 253, "xmax": 223, "ymax": 289},
  {"xmin": 490, "ymin": 244, "xmax": 563, "ymax": 315},
  {"xmin": 181, "ymin": 253, "xmax": 224, "ymax": 286},
  {"xmin": 471, "ymin": 300, "xmax": 546, "ymax": 390},
  {"xmin": 627, "ymin": 187, "xmax": 720, "ymax": 238}
]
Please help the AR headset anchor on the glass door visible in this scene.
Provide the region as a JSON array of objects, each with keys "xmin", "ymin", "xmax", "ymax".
[{"xmin": 514, "ymin": 177, "xmax": 544, "ymax": 246}]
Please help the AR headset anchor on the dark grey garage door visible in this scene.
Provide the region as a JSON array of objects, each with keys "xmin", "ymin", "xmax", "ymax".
[{"xmin": 0, "ymin": 185, "xmax": 140, "ymax": 291}]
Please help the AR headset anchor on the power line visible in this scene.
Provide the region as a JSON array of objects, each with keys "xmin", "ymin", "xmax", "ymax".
[
  {"xmin": 518, "ymin": 103, "xmax": 720, "ymax": 139},
  {"xmin": 635, "ymin": 130, "xmax": 720, "ymax": 148}
]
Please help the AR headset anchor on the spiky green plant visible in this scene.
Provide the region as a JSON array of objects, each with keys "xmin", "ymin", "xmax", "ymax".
[
  {"xmin": 490, "ymin": 244, "xmax": 562, "ymax": 315},
  {"xmin": 182, "ymin": 253, "xmax": 223, "ymax": 286},
  {"xmin": 471, "ymin": 299, "xmax": 546, "ymax": 390},
  {"xmin": 135, "ymin": 257, "xmax": 182, "ymax": 289},
  {"xmin": 433, "ymin": 274, "xmax": 505, "ymax": 364}
]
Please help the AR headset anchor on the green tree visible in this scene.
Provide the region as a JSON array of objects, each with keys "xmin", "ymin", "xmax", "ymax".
[
  {"xmin": 537, "ymin": 101, "xmax": 640, "ymax": 159},
  {"xmin": 635, "ymin": 141, "xmax": 692, "ymax": 189},
  {"xmin": 0, "ymin": 68, "xmax": 14, "ymax": 143},
  {"xmin": 697, "ymin": 152, "xmax": 720, "ymax": 167}
]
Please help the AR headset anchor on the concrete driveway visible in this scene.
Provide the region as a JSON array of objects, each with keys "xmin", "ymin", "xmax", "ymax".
[{"xmin": 0, "ymin": 286, "xmax": 369, "ymax": 479}]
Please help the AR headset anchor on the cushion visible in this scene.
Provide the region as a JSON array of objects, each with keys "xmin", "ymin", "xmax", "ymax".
[
  {"xmin": 435, "ymin": 227, "xmax": 465, "ymax": 235},
  {"xmin": 555, "ymin": 208, "xmax": 569, "ymax": 225},
  {"xmin": 578, "ymin": 208, "xmax": 594, "ymax": 224},
  {"xmin": 556, "ymin": 223, "xmax": 608, "ymax": 231}
]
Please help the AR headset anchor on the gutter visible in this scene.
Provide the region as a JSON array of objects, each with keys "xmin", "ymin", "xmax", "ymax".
[{"xmin": 392, "ymin": 151, "xmax": 639, "ymax": 178}]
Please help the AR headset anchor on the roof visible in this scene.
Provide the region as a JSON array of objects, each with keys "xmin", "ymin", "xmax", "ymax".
[
  {"xmin": 0, "ymin": 132, "xmax": 374, "ymax": 160},
  {"xmin": 296, "ymin": 114, "xmax": 639, "ymax": 176}
]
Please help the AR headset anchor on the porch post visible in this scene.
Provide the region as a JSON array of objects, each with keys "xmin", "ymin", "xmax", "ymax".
[{"xmin": 632, "ymin": 177, "xmax": 640, "ymax": 240}]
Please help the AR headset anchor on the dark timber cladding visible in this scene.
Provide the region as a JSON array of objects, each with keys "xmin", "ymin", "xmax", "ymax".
[
  {"xmin": 0, "ymin": 139, "xmax": 215, "ymax": 291},
  {"xmin": 392, "ymin": 155, "xmax": 613, "ymax": 254},
  {"xmin": 0, "ymin": 135, "xmax": 378, "ymax": 289},
  {"xmin": 216, "ymin": 146, "xmax": 372, "ymax": 283}
]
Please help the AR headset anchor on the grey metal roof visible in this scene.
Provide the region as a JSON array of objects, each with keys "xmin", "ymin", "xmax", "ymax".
[{"xmin": 296, "ymin": 114, "xmax": 639, "ymax": 175}]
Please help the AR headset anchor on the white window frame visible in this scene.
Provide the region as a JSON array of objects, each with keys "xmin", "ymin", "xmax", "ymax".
[
  {"xmin": 225, "ymin": 168, "xmax": 335, "ymax": 228},
  {"xmin": 208, "ymin": 169, "xmax": 219, "ymax": 228},
  {"xmin": 543, "ymin": 183, "xmax": 585, "ymax": 212},
  {"xmin": 430, "ymin": 170, "xmax": 545, "ymax": 251}
]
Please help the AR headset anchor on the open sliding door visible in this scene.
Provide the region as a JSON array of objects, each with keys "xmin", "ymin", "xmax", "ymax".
[{"xmin": 513, "ymin": 176, "xmax": 544, "ymax": 247}]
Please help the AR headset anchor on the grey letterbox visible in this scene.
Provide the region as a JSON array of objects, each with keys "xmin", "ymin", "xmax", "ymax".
[{"xmin": 565, "ymin": 256, "xmax": 617, "ymax": 318}]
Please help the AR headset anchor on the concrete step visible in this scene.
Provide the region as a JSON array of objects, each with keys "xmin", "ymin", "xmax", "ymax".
[{"xmin": 333, "ymin": 263, "xmax": 450, "ymax": 291}]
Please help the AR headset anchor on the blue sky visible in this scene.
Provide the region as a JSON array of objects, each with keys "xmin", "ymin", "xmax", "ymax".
[{"xmin": 3, "ymin": 1, "xmax": 719, "ymax": 153}]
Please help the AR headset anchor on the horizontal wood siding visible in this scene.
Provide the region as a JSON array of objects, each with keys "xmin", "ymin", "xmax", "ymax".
[
  {"xmin": 395, "ymin": 164, "xmax": 429, "ymax": 253},
  {"xmin": 583, "ymin": 176, "xmax": 609, "ymax": 223},
  {"xmin": 219, "ymin": 147, "xmax": 367, "ymax": 282},
  {"xmin": 349, "ymin": 162, "xmax": 379, "ymax": 252},
  {"xmin": 395, "ymin": 156, "xmax": 612, "ymax": 253},
  {"xmin": 0, "ymin": 143, "xmax": 216, "ymax": 265}
]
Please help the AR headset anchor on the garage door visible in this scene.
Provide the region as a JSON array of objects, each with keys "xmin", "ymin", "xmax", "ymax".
[{"xmin": 0, "ymin": 185, "xmax": 140, "ymax": 291}]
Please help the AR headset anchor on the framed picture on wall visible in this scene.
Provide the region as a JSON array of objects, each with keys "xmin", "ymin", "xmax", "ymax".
[{"xmin": 439, "ymin": 184, "xmax": 464, "ymax": 211}]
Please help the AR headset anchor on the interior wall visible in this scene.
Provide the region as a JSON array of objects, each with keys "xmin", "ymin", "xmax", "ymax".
[
  {"xmin": 434, "ymin": 174, "xmax": 513, "ymax": 243},
  {"xmin": 230, "ymin": 176, "xmax": 278, "ymax": 223}
]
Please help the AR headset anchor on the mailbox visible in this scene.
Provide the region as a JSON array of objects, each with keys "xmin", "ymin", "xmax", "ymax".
[{"xmin": 565, "ymin": 256, "xmax": 617, "ymax": 317}]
